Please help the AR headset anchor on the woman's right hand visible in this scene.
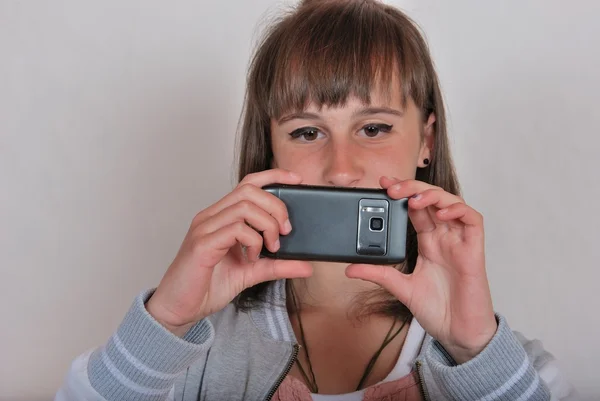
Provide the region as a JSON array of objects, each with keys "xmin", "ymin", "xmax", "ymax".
[{"xmin": 145, "ymin": 169, "xmax": 313, "ymax": 336}]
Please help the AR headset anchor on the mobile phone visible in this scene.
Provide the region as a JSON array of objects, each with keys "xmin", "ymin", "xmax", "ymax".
[{"xmin": 260, "ymin": 184, "xmax": 408, "ymax": 264}]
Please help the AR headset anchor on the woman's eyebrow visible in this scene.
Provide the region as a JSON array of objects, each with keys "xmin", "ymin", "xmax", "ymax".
[
  {"xmin": 277, "ymin": 112, "xmax": 322, "ymax": 124},
  {"xmin": 353, "ymin": 107, "xmax": 404, "ymax": 117},
  {"xmin": 277, "ymin": 107, "xmax": 403, "ymax": 124}
]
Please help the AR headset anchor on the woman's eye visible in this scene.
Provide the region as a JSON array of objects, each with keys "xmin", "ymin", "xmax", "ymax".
[
  {"xmin": 289, "ymin": 127, "xmax": 324, "ymax": 142},
  {"xmin": 360, "ymin": 124, "xmax": 393, "ymax": 138}
]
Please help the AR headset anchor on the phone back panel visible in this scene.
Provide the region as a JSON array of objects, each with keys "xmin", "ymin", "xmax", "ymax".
[{"xmin": 261, "ymin": 185, "xmax": 408, "ymax": 264}]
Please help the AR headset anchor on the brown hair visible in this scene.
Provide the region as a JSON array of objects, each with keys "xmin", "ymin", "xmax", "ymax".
[{"xmin": 233, "ymin": 0, "xmax": 461, "ymax": 317}]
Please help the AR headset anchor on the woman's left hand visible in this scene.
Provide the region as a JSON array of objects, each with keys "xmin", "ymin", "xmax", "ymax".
[{"xmin": 346, "ymin": 176, "xmax": 498, "ymax": 364}]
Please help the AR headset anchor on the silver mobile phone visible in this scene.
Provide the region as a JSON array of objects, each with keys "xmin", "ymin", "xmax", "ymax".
[{"xmin": 260, "ymin": 184, "xmax": 408, "ymax": 264}]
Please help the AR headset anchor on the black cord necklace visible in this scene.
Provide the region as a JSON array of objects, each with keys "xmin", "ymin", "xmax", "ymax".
[{"xmin": 291, "ymin": 289, "xmax": 410, "ymax": 394}]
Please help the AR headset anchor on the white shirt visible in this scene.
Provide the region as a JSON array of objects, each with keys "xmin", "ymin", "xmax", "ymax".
[{"xmin": 311, "ymin": 318, "xmax": 425, "ymax": 401}]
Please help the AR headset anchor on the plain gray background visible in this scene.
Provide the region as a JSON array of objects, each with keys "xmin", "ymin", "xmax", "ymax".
[{"xmin": 1, "ymin": 0, "xmax": 598, "ymax": 399}]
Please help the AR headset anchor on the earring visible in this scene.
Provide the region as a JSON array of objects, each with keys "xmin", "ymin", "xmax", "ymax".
[{"xmin": 423, "ymin": 158, "xmax": 430, "ymax": 166}]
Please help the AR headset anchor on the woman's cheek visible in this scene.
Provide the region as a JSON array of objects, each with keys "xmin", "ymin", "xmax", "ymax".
[
  {"xmin": 274, "ymin": 148, "xmax": 319, "ymax": 172},
  {"xmin": 366, "ymin": 152, "xmax": 417, "ymax": 181}
]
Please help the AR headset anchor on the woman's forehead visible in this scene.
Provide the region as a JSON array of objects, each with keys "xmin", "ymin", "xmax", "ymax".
[
  {"xmin": 276, "ymin": 75, "xmax": 408, "ymax": 117},
  {"xmin": 307, "ymin": 91, "xmax": 406, "ymax": 112}
]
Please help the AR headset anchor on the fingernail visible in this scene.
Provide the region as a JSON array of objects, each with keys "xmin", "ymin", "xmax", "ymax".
[
  {"xmin": 289, "ymin": 172, "xmax": 301, "ymax": 180},
  {"xmin": 391, "ymin": 183, "xmax": 402, "ymax": 190},
  {"xmin": 412, "ymin": 193, "xmax": 422, "ymax": 200},
  {"xmin": 283, "ymin": 219, "xmax": 292, "ymax": 234},
  {"xmin": 273, "ymin": 239, "xmax": 280, "ymax": 251}
]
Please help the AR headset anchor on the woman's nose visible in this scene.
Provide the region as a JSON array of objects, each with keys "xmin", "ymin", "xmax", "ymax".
[{"xmin": 322, "ymin": 142, "xmax": 364, "ymax": 187}]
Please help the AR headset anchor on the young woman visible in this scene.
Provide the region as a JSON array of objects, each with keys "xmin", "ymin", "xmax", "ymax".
[{"xmin": 56, "ymin": 1, "xmax": 577, "ymax": 400}]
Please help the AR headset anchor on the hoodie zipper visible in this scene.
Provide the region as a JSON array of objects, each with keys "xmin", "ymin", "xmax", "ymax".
[
  {"xmin": 415, "ymin": 360, "xmax": 430, "ymax": 401},
  {"xmin": 265, "ymin": 343, "xmax": 300, "ymax": 401}
]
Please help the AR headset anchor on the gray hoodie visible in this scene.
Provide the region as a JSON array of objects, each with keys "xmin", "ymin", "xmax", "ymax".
[{"xmin": 55, "ymin": 279, "xmax": 578, "ymax": 400}]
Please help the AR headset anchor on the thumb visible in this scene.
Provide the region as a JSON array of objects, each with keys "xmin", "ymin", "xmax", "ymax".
[
  {"xmin": 246, "ymin": 258, "xmax": 313, "ymax": 288},
  {"xmin": 345, "ymin": 264, "xmax": 413, "ymax": 307}
]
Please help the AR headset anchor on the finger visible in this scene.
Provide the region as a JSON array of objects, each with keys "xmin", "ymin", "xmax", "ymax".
[
  {"xmin": 437, "ymin": 203, "xmax": 484, "ymax": 238},
  {"xmin": 196, "ymin": 221, "xmax": 264, "ymax": 265},
  {"xmin": 409, "ymin": 188, "xmax": 464, "ymax": 230},
  {"xmin": 408, "ymin": 204, "xmax": 436, "ymax": 233},
  {"xmin": 198, "ymin": 200, "xmax": 281, "ymax": 253},
  {"xmin": 245, "ymin": 259, "xmax": 313, "ymax": 288},
  {"xmin": 229, "ymin": 243, "xmax": 245, "ymax": 264},
  {"xmin": 379, "ymin": 176, "xmax": 401, "ymax": 189},
  {"xmin": 381, "ymin": 177, "xmax": 437, "ymax": 200},
  {"xmin": 408, "ymin": 188, "xmax": 463, "ymax": 211},
  {"xmin": 195, "ymin": 176, "xmax": 298, "ymax": 234},
  {"xmin": 383, "ymin": 177, "xmax": 467, "ymax": 207},
  {"xmin": 379, "ymin": 177, "xmax": 437, "ymax": 232},
  {"xmin": 229, "ymin": 184, "xmax": 291, "ymax": 234},
  {"xmin": 240, "ymin": 168, "xmax": 302, "ymax": 188},
  {"xmin": 345, "ymin": 264, "xmax": 413, "ymax": 307}
]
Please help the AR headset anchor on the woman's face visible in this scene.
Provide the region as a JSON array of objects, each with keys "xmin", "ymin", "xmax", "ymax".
[{"xmin": 270, "ymin": 86, "xmax": 435, "ymax": 188}]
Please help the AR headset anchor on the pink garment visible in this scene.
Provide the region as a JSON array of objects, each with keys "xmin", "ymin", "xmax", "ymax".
[{"xmin": 271, "ymin": 371, "xmax": 424, "ymax": 401}]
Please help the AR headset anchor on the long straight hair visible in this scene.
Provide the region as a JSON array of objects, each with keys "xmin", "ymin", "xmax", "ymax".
[{"xmin": 233, "ymin": 0, "xmax": 460, "ymax": 318}]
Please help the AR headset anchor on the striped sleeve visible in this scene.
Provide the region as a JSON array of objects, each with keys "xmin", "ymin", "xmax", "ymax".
[
  {"xmin": 55, "ymin": 350, "xmax": 176, "ymax": 401},
  {"xmin": 423, "ymin": 314, "xmax": 552, "ymax": 400},
  {"xmin": 514, "ymin": 332, "xmax": 579, "ymax": 400},
  {"xmin": 82, "ymin": 290, "xmax": 214, "ymax": 401}
]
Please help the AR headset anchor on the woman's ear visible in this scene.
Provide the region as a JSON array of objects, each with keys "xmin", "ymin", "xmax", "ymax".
[{"xmin": 418, "ymin": 113, "xmax": 435, "ymax": 167}]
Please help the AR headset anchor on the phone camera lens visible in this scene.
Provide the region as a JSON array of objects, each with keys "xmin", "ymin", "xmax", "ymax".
[{"xmin": 369, "ymin": 217, "xmax": 384, "ymax": 231}]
